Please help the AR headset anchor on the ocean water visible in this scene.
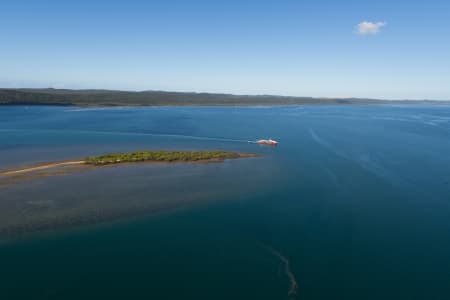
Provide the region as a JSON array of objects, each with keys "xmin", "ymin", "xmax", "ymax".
[{"xmin": 1, "ymin": 105, "xmax": 450, "ymax": 299}]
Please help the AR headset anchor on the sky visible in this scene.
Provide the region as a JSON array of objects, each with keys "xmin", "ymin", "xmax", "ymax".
[{"xmin": 1, "ymin": 0, "xmax": 449, "ymax": 100}]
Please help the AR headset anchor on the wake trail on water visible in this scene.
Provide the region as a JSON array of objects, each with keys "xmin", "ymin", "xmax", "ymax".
[
  {"xmin": 158, "ymin": 134, "xmax": 257, "ymax": 144},
  {"xmin": 261, "ymin": 244, "xmax": 299, "ymax": 300},
  {"xmin": 0, "ymin": 128, "xmax": 257, "ymax": 144}
]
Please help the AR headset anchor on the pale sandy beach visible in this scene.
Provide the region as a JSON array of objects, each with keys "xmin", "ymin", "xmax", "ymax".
[{"xmin": 0, "ymin": 161, "xmax": 85, "ymax": 176}]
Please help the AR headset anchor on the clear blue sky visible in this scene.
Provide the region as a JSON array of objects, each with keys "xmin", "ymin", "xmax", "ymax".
[{"xmin": 1, "ymin": 0, "xmax": 449, "ymax": 99}]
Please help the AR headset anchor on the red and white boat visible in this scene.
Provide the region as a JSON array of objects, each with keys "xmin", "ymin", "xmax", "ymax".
[{"xmin": 256, "ymin": 139, "xmax": 278, "ymax": 146}]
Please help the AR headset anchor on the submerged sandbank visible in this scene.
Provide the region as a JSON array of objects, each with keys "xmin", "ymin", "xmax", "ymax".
[{"xmin": 0, "ymin": 150, "xmax": 262, "ymax": 235}]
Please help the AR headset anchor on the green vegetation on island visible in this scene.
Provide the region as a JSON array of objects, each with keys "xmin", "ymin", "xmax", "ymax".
[{"xmin": 84, "ymin": 150, "xmax": 256, "ymax": 165}]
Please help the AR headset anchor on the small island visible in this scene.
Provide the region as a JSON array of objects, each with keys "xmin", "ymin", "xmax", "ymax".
[{"xmin": 0, "ymin": 150, "xmax": 259, "ymax": 178}]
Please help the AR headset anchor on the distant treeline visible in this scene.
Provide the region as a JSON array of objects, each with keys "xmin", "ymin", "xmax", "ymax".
[{"xmin": 0, "ymin": 88, "xmax": 445, "ymax": 106}]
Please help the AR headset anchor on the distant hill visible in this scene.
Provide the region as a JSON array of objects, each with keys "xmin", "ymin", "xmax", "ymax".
[{"xmin": 0, "ymin": 88, "xmax": 447, "ymax": 106}]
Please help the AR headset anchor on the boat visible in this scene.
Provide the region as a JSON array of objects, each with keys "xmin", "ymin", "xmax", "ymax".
[{"xmin": 256, "ymin": 139, "xmax": 279, "ymax": 146}]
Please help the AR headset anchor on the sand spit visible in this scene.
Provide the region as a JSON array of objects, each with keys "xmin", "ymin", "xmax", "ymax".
[{"xmin": 0, "ymin": 161, "xmax": 85, "ymax": 176}]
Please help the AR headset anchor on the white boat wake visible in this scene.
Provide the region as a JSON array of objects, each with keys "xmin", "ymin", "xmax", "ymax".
[{"xmin": 0, "ymin": 128, "xmax": 257, "ymax": 144}]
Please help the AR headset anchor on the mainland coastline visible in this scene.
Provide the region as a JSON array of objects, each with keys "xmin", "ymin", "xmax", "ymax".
[{"xmin": 2, "ymin": 88, "xmax": 449, "ymax": 106}]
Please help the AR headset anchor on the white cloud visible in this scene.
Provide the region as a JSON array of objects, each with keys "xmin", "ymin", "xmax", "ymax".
[{"xmin": 356, "ymin": 21, "xmax": 386, "ymax": 35}]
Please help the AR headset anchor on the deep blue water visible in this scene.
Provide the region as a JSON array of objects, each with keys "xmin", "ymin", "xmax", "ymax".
[{"xmin": 1, "ymin": 105, "xmax": 450, "ymax": 299}]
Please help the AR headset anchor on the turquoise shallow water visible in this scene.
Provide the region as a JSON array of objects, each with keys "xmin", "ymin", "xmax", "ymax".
[{"xmin": 1, "ymin": 105, "xmax": 450, "ymax": 299}]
